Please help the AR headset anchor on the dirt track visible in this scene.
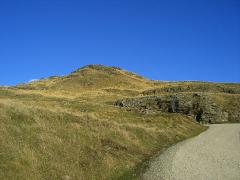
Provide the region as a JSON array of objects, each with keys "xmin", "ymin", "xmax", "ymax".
[{"xmin": 142, "ymin": 124, "xmax": 240, "ymax": 180}]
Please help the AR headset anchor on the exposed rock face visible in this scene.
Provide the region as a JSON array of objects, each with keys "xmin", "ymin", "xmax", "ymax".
[
  {"xmin": 142, "ymin": 85, "xmax": 240, "ymax": 95},
  {"xmin": 115, "ymin": 93, "xmax": 229, "ymax": 123}
]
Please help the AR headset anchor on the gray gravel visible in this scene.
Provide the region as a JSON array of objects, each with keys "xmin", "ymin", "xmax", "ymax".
[{"xmin": 142, "ymin": 124, "xmax": 240, "ymax": 180}]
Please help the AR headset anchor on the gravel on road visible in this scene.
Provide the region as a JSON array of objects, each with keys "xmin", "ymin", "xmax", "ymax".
[{"xmin": 142, "ymin": 124, "xmax": 240, "ymax": 180}]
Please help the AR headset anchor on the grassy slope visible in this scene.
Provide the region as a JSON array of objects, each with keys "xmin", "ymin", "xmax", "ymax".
[{"xmin": 1, "ymin": 65, "xmax": 238, "ymax": 179}]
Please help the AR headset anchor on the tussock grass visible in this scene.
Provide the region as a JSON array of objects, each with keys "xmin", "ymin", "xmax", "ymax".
[
  {"xmin": 1, "ymin": 65, "xmax": 236, "ymax": 179},
  {"xmin": 0, "ymin": 96, "xmax": 205, "ymax": 179}
]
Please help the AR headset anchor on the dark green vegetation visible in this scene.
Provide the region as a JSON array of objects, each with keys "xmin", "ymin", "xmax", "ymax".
[{"xmin": 0, "ymin": 65, "xmax": 239, "ymax": 179}]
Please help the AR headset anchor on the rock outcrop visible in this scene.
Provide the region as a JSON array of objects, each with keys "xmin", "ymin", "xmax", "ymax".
[{"xmin": 115, "ymin": 93, "xmax": 229, "ymax": 123}]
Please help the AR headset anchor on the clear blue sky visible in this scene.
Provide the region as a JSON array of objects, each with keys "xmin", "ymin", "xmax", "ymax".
[{"xmin": 0, "ymin": 0, "xmax": 240, "ymax": 85}]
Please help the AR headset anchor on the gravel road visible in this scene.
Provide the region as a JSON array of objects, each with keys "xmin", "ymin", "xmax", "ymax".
[{"xmin": 142, "ymin": 124, "xmax": 240, "ymax": 180}]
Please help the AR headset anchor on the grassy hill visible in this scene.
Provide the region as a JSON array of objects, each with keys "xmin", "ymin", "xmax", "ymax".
[
  {"xmin": 16, "ymin": 65, "xmax": 150, "ymax": 91},
  {"xmin": 0, "ymin": 64, "xmax": 239, "ymax": 179}
]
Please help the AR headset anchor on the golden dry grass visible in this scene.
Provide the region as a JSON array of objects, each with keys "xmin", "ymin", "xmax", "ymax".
[{"xmin": 1, "ymin": 65, "xmax": 238, "ymax": 179}]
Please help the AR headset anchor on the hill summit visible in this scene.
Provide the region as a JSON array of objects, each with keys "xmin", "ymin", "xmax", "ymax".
[{"xmin": 17, "ymin": 64, "xmax": 149, "ymax": 91}]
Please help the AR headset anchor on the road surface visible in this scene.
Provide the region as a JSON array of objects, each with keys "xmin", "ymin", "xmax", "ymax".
[{"xmin": 142, "ymin": 124, "xmax": 240, "ymax": 180}]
